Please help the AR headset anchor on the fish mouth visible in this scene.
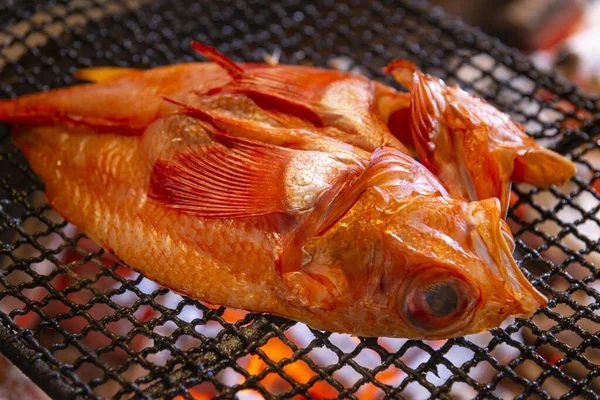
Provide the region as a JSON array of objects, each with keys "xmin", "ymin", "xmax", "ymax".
[
  {"xmin": 496, "ymin": 220, "xmax": 548, "ymax": 317},
  {"xmin": 470, "ymin": 200, "xmax": 547, "ymax": 318}
]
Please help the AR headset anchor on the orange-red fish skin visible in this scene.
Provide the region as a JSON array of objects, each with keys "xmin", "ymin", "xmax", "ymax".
[
  {"xmin": 13, "ymin": 120, "xmax": 289, "ymax": 314},
  {"xmin": 11, "ymin": 115, "xmax": 545, "ymax": 338}
]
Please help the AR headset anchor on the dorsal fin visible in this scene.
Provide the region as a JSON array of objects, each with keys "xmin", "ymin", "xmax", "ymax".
[
  {"xmin": 191, "ymin": 41, "xmax": 244, "ymax": 79},
  {"xmin": 383, "ymin": 59, "xmax": 418, "ymax": 89},
  {"xmin": 196, "ymin": 67, "xmax": 326, "ymax": 128},
  {"xmin": 190, "ymin": 44, "xmax": 411, "ymax": 153},
  {"xmin": 163, "ymin": 96, "xmax": 345, "ymax": 152}
]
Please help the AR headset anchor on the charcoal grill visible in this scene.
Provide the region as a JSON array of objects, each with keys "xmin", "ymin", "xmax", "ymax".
[{"xmin": 1, "ymin": 1, "xmax": 600, "ymax": 399}]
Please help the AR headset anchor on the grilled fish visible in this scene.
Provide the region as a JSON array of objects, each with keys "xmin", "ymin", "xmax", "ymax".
[{"xmin": 0, "ymin": 43, "xmax": 550, "ymax": 338}]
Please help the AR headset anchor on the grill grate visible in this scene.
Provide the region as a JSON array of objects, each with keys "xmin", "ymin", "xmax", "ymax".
[{"xmin": 1, "ymin": 1, "xmax": 600, "ymax": 399}]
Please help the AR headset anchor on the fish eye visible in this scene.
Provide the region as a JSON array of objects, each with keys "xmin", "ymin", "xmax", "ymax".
[
  {"xmin": 403, "ymin": 275, "xmax": 474, "ymax": 330},
  {"xmin": 425, "ymin": 283, "xmax": 458, "ymax": 317}
]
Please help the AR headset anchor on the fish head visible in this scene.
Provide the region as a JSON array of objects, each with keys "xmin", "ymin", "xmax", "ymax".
[
  {"xmin": 379, "ymin": 195, "xmax": 546, "ymax": 338},
  {"xmin": 384, "ymin": 60, "xmax": 576, "ymax": 215}
]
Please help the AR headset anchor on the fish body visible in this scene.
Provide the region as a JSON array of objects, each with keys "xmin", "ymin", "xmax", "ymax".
[{"xmin": 0, "ymin": 43, "xmax": 556, "ymax": 338}]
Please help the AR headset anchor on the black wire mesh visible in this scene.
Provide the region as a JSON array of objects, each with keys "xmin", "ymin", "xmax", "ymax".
[{"xmin": 1, "ymin": 0, "xmax": 600, "ymax": 399}]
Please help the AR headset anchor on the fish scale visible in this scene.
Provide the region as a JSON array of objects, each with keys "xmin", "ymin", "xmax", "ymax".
[{"xmin": 15, "ymin": 121, "xmax": 284, "ymax": 308}]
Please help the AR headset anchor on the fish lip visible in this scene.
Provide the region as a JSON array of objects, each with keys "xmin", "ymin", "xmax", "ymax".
[
  {"xmin": 495, "ymin": 221, "xmax": 548, "ymax": 317},
  {"xmin": 470, "ymin": 200, "xmax": 547, "ymax": 319}
]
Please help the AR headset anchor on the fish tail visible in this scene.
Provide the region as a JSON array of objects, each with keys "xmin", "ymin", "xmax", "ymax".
[
  {"xmin": 0, "ymin": 96, "xmax": 62, "ymax": 159},
  {"xmin": 0, "ymin": 81, "xmax": 155, "ymax": 135},
  {"xmin": 0, "ymin": 98, "xmax": 17, "ymax": 122}
]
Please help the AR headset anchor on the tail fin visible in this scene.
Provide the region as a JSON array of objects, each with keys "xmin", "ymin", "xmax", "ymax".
[
  {"xmin": 0, "ymin": 88, "xmax": 148, "ymax": 135},
  {"xmin": 0, "ymin": 99, "xmax": 16, "ymax": 122},
  {"xmin": 0, "ymin": 66, "xmax": 196, "ymax": 135}
]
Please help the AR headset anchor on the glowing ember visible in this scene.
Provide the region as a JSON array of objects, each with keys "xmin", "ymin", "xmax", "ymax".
[
  {"xmin": 361, "ymin": 367, "xmax": 403, "ymax": 399},
  {"xmin": 243, "ymin": 336, "xmax": 339, "ymax": 398}
]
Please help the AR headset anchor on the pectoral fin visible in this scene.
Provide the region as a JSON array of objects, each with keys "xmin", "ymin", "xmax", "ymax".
[
  {"xmin": 148, "ymin": 115, "xmax": 366, "ymax": 278},
  {"xmin": 512, "ymin": 147, "xmax": 576, "ymax": 188},
  {"xmin": 148, "ymin": 131, "xmax": 293, "ymax": 218}
]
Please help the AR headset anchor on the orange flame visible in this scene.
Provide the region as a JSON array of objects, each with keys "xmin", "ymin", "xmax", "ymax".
[
  {"xmin": 222, "ymin": 308, "xmax": 247, "ymax": 324},
  {"xmin": 243, "ymin": 336, "xmax": 338, "ymax": 398},
  {"xmin": 14, "ymin": 311, "xmax": 38, "ymax": 329},
  {"xmin": 202, "ymin": 303, "xmax": 247, "ymax": 324},
  {"xmin": 428, "ymin": 339, "xmax": 446, "ymax": 349},
  {"xmin": 359, "ymin": 366, "xmax": 403, "ymax": 399},
  {"xmin": 592, "ymin": 180, "xmax": 600, "ymax": 197},
  {"xmin": 546, "ymin": 353, "xmax": 563, "ymax": 365}
]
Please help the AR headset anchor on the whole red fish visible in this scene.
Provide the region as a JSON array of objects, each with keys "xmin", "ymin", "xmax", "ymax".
[{"xmin": 0, "ymin": 43, "xmax": 568, "ymax": 339}]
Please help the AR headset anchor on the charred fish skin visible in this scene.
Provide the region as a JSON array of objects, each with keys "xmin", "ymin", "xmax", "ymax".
[{"xmin": 0, "ymin": 43, "xmax": 554, "ymax": 338}]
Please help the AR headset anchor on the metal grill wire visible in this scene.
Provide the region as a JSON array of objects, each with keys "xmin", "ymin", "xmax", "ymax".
[{"xmin": 0, "ymin": 0, "xmax": 600, "ymax": 399}]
